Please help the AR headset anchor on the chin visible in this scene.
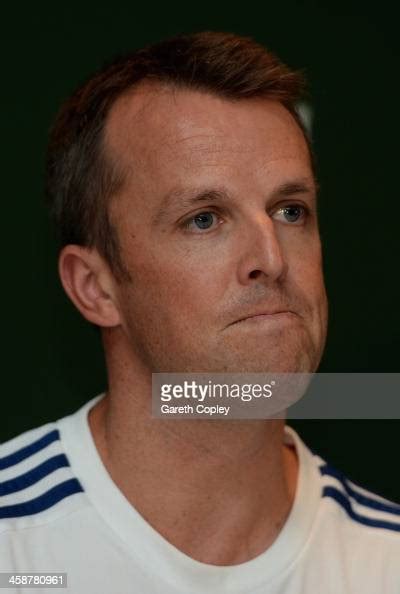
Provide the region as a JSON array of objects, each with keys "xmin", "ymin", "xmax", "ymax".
[
  {"xmin": 221, "ymin": 359, "xmax": 316, "ymax": 374},
  {"xmin": 193, "ymin": 351, "xmax": 318, "ymax": 374},
  {"xmin": 214, "ymin": 339, "xmax": 321, "ymax": 374}
]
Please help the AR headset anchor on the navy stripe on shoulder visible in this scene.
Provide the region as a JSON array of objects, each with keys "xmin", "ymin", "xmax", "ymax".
[
  {"xmin": 0, "ymin": 454, "xmax": 70, "ymax": 496},
  {"xmin": 320, "ymin": 463, "xmax": 400, "ymax": 516},
  {"xmin": 0, "ymin": 430, "xmax": 60, "ymax": 470},
  {"xmin": 0, "ymin": 478, "xmax": 84, "ymax": 518},
  {"xmin": 323, "ymin": 486, "xmax": 400, "ymax": 533}
]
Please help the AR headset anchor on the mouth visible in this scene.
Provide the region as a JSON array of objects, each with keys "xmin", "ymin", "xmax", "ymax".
[{"xmin": 228, "ymin": 310, "xmax": 298, "ymax": 327}]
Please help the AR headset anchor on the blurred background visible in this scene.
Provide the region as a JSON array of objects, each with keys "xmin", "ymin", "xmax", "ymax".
[{"xmin": 1, "ymin": 2, "xmax": 399, "ymax": 500}]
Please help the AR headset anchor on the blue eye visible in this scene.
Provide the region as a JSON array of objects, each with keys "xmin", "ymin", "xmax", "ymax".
[
  {"xmin": 273, "ymin": 204, "xmax": 307, "ymax": 224},
  {"xmin": 188, "ymin": 212, "xmax": 217, "ymax": 230}
]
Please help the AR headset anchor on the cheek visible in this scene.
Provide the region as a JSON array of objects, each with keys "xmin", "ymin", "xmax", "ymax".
[
  {"xmin": 286, "ymin": 233, "xmax": 325, "ymax": 283},
  {"xmin": 285, "ymin": 239, "xmax": 327, "ymax": 316},
  {"xmin": 127, "ymin": 253, "xmax": 226, "ymax": 321}
]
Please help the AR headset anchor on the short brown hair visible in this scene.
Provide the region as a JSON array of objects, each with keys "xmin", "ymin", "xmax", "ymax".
[{"xmin": 46, "ymin": 31, "xmax": 310, "ymax": 281}]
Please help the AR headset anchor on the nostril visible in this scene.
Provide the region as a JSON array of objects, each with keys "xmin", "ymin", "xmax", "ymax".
[{"xmin": 249, "ymin": 270, "xmax": 262, "ymax": 279}]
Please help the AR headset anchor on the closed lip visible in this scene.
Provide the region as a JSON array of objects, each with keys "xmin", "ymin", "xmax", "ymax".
[{"xmin": 229, "ymin": 310, "xmax": 297, "ymax": 326}]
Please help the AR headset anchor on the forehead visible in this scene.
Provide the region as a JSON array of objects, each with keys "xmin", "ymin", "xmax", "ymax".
[{"xmin": 104, "ymin": 83, "xmax": 312, "ymax": 199}]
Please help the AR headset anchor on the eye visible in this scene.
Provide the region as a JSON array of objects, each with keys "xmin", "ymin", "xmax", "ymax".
[
  {"xmin": 185, "ymin": 211, "xmax": 220, "ymax": 232},
  {"xmin": 272, "ymin": 204, "xmax": 308, "ymax": 224}
]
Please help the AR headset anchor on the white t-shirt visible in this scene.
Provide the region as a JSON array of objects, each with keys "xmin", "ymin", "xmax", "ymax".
[{"xmin": 1, "ymin": 395, "xmax": 399, "ymax": 593}]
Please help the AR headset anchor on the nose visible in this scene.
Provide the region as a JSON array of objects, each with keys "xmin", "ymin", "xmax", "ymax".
[{"xmin": 236, "ymin": 215, "xmax": 288, "ymax": 285}]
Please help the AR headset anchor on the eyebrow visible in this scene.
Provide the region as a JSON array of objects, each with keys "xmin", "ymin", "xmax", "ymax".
[{"xmin": 153, "ymin": 178, "xmax": 318, "ymax": 226}]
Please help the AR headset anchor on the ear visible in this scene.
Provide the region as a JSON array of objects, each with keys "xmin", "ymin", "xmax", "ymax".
[{"xmin": 58, "ymin": 245, "xmax": 121, "ymax": 327}]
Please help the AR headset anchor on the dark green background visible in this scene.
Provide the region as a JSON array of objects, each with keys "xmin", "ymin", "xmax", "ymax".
[{"xmin": 2, "ymin": 3, "xmax": 399, "ymax": 500}]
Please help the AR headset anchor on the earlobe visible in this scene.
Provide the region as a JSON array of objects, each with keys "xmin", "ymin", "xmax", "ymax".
[{"xmin": 58, "ymin": 245, "xmax": 121, "ymax": 328}]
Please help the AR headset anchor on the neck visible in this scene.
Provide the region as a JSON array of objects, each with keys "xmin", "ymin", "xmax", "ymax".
[{"xmin": 89, "ymin": 333, "xmax": 299, "ymax": 565}]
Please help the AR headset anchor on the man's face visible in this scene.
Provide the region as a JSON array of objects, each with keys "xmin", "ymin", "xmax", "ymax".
[{"xmin": 105, "ymin": 85, "xmax": 328, "ymax": 373}]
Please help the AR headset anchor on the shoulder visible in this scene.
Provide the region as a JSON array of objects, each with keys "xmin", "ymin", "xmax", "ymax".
[
  {"xmin": 287, "ymin": 428, "xmax": 400, "ymax": 589},
  {"xmin": 318, "ymin": 458, "xmax": 400, "ymax": 533},
  {"xmin": 0, "ymin": 418, "xmax": 87, "ymax": 535},
  {"xmin": 287, "ymin": 426, "xmax": 400, "ymax": 570},
  {"xmin": 311, "ymin": 450, "xmax": 400, "ymax": 567}
]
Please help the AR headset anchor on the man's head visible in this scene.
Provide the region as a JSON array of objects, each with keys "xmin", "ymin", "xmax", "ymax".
[{"xmin": 47, "ymin": 31, "xmax": 328, "ymax": 374}]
